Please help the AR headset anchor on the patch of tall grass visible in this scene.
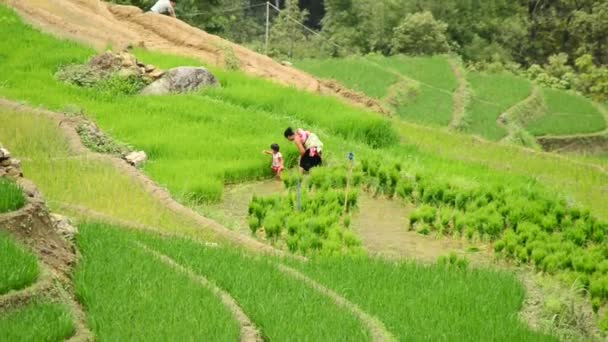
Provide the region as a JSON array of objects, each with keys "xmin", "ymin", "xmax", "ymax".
[
  {"xmin": 80, "ymin": 224, "xmax": 370, "ymax": 341},
  {"xmin": 74, "ymin": 223, "xmax": 241, "ymax": 341},
  {"xmin": 0, "ymin": 178, "xmax": 25, "ymax": 213},
  {"xmin": 526, "ymin": 89, "xmax": 607, "ymax": 136},
  {"xmin": 0, "ymin": 111, "xmax": 204, "ymax": 236},
  {"xmin": 465, "ymin": 72, "xmax": 532, "ymax": 140},
  {"xmin": 294, "ymin": 57, "xmax": 398, "ymax": 98},
  {"xmin": 0, "ymin": 232, "xmax": 39, "ymax": 295},
  {"xmin": 0, "ymin": 301, "xmax": 74, "ymax": 341},
  {"xmin": 293, "ymin": 257, "xmax": 556, "ymax": 341}
]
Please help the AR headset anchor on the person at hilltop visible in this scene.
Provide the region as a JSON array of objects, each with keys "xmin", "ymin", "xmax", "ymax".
[
  {"xmin": 150, "ymin": 0, "xmax": 177, "ymax": 18},
  {"xmin": 263, "ymin": 143, "xmax": 284, "ymax": 179},
  {"xmin": 284, "ymin": 127, "xmax": 323, "ymax": 173}
]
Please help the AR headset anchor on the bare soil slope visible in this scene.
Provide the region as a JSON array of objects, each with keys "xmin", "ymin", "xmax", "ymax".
[{"xmin": 4, "ymin": 0, "xmax": 385, "ymax": 113}]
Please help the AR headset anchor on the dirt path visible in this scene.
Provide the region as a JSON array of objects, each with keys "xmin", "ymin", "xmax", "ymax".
[
  {"xmin": 353, "ymin": 194, "xmax": 491, "ymax": 264},
  {"xmin": 277, "ymin": 264, "xmax": 396, "ymax": 342},
  {"xmin": 0, "ymin": 98, "xmax": 287, "ymax": 257},
  {"xmin": 136, "ymin": 242, "xmax": 262, "ymax": 342},
  {"xmin": 448, "ymin": 58, "xmax": 469, "ymax": 130}
]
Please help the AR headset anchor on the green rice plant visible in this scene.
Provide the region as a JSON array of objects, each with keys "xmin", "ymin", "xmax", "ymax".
[
  {"xmin": 294, "ymin": 57, "xmax": 399, "ymax": 98},
  {"xmin": 74, "ymin": 223, "xmax": 241, "ymax": 341},
  {"xmin": 0, "ymin": 301, "xmax": 74, "ymax": 341},
  {"xmin": 134, "ymin": 229, "xmax": 371, "ymax": 341},
  {"xmin": 465, "ymin": 72, "xmax": 532, "ymax": 140},
  {"xmin": 0, "ymin": 111, "xmax": 204, "ymax": 236},
  {"xmin": 395, "ymin": 84, "xmax": 454, "ymax": 126},
  {"xmin": 526, "ymin": 88, "xmax": 607, "ymax": 136},
  {"xmin": 293, "ymin": 257, "xmax": 555, "ymax": 341},
  {"xmin": 0, "ymin": 232, "xmax": 39, "ymax": 295},
  {"xmin": 248, "ymin": 169, "xmax": 362, "ymax": 255},
  {"xmin": 368, "ymin": 55, "xmax": 458, "ymax": 91},
  {"xmin": 0, "ymin": 177, "xmax": 25, "ymax": 213}
]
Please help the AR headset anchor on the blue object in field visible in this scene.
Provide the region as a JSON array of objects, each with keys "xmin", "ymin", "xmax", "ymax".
[{"xmin": 348, "ymin": 152, "xmax": 354, "ymax": 161}]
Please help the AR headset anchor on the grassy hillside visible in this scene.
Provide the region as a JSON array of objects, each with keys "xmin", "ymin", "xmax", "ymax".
[
  {"xmin": 296, "ymin": 55, "xmax": 608, "ymax": 147},
  {"xmin": 526, "ymin": 88, "xmax": 607, "ymax": 136},
  {"xmin": 297, "ymin": 55, "xmax": 456, "ymax": 126},
  {"xmin": 0, "ymin": 5, "xmax": 396, "ymax": 203},
  {"xmin": 0, "ymin": 111, "xmax": 205, "ymax": 236},
  {"xmin": 465, "ymin": 72, "xmax": 532, "ymax": 140}
]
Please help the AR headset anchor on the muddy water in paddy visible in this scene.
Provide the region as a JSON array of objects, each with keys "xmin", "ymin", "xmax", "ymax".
[
  {"xmin": 199, "ymin": 180, "xmax": 285, "ymax": 234},
  {"xmin": 204, "ymin": 181, "xmax": 490, "ymax": 263},
  {"xmin": 353, "ymin": 194, "xmax": 491, "ymax": 264}
]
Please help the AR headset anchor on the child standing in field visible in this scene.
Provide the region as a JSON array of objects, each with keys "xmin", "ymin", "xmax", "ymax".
[{"xmin": 263, "ymin": 143, "xmax": 284, "ymax": 179}]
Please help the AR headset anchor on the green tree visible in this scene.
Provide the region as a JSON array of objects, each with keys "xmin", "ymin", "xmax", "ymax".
[
  {"xmin": 390, "ymin": 11, "xmax": 449, "ymax": 55},
  {"xmin": 270, "ymin": 0, "xmax": 310, "ymax": 58}
]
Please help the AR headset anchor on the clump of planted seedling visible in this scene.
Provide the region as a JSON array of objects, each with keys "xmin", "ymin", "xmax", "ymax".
[
  {"xmin": 358, "ymin": 155, "xmax": 608, "ymax": 319},
  {"xmin": 248, "ymin": 166, "xmax": 363, "ymax": 256}
]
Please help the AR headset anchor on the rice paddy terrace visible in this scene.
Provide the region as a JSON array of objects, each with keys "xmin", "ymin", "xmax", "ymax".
[{"xmin": 1, "ymin": 1, "xmax": 608, "ymax": 341}]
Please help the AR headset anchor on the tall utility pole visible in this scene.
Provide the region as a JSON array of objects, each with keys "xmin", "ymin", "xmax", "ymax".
[{"xmin": 264, "ymin": 1, "xmax": 270, "ymax": 55}]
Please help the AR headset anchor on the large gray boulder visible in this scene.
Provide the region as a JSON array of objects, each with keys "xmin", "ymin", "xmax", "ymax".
[{"xmin": 141, "ymin": 67, "xmax": 219, "ymax": 95}]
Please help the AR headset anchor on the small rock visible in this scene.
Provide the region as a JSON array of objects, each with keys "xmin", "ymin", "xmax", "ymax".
[
  {"xmin": 0, "ymin": 169, "xmax": 6, "ymax": 177},
  {"xmin": 1, "ymin": 158, "xmax": 11, "ymax": 167},
  {"xmin": 281, "ymin": 61, "xmax": 293, "ymax": 66},
  {"xmin": 141, "ymin": 67, "xmax": 219, "ymax": 95},
  {"xmin": 7, "ymin": 167, "xmax": 22, "ymax": 177},
  {"xmin": 145, "ymin": 64, "xmax": 155, "ymax": 72},
  {"xmin": 0, "ymin": 148, "xmax": 10, "ymax": 159},
  {"xmin": 50, "ymin": 214, "xmax": 79, "ymax": 240},
  {"xmin": 148, "ymin": 69, "xmax": 165, "ymax": 79},
  {"xmin": 10, "ymin": 158, "xmax": 21, "ymax": 168},
  {"xmin": 124, "ymin": 151, "xmax": 147, "ymax": 167}
]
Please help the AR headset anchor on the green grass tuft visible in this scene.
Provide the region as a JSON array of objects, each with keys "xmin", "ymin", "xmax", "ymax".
[
  {"xmin": 0, "ymin": 177, "xmax": 25, "ymax": 213},
  {"xmin": 0, "ymin": 231, "xmax": 39, "ymax": 295},
  {"xmin": 0, "ymin": 301, "xmax": 74, "ymax": 341}
]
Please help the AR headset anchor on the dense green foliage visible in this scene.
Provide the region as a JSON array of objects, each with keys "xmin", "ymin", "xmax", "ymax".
[
  {"xmin": 390, "ymin": 11, "xmax": 449, "ymax": 55},
  {"xmin": 294, "ymin": 257, "xmax": 555, "ymax": 341},
  {"xmin": 0, "ymin": 302, "xmax": 74, "ymax": 341},
  {"xmin": 526, "ymin": 88, "xmax": 606, "ymax": 136},
  {"xmin": 0, "ymin": 232, "xmax": 39, "ymax": 295},
  {"xmin": 249, "ymin": 166, "xmax": 362, "ymax": 255},
  {"xmin": 74, "ymin": 223, "xmax": 242, "ymax": 341},
  {"xmin": 0, "ymin": 178, "xmax": 25, "ymax": 213}
]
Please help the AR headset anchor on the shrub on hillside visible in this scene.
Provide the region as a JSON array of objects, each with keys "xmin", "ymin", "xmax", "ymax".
[{"xmin": 390, "ymin": 11, "xmax": 450, "ymax": 56}]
